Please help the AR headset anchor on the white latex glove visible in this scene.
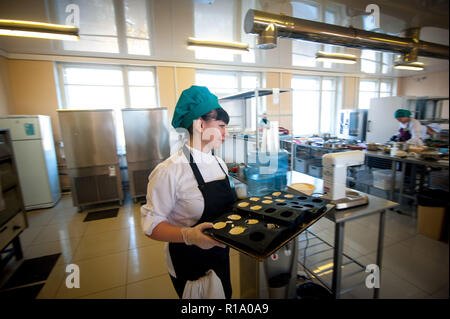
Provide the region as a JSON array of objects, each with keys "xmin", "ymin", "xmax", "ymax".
[{"xmin": 181, "ymin": 222, "xmax": 226, "ymax": 250}]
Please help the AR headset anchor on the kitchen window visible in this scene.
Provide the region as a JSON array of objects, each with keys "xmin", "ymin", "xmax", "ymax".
[
  {"xmin": 291, "ymin": 0, "xmax": 346, "ymax": 69},
  {"xmin": 291, "ymin": 75, "xmax": 337, "ymax": 136},
  {"xmin": 57, "ymin": 63, "xmax": 158, "ymax": 154},
  {"xmin": 195, "ymin": 70, "xmax": 262, "ymax": 130},
  {"xmin": 361, "ymin": 49, "xmax": 394, "ymax": 74},
  {"xmin": 358, "ymin": 79, "xmax": 394, "ymax": 109},
  {"xmin": 52, "ymin": 0, "xmax": 151, "ymax": 56}
]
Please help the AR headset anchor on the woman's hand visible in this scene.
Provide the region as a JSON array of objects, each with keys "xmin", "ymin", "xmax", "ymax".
[{"xmin": 181, "ymin": 223, "xmax": 226, "ymax": 249}]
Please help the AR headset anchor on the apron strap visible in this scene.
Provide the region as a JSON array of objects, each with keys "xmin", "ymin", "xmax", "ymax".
[
  {"xmin": 182, "ymin": 145, "xmax": 206, "ymax": 187},
  {"xmin": 214, "ymin": 156, "xmax": 227, "ymax": 176}
]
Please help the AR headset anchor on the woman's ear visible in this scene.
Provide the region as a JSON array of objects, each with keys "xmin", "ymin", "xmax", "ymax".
[{"xmin": 192, "ymin": 119, "xmax": 202, "ymax": 135}]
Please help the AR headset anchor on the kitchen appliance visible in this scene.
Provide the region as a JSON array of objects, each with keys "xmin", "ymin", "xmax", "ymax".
[
  {"xmin": 121, "ymin": 108, "xmax": 170, "ymax": 201},
  {"xmin": 57, "ymin": 110, "xmax": 123, "ymax": 211},
  {"xmin": 338, "ymin": 109, "xmax": 368, "ymax": 142},
  {"xmin": 322, "ymin": 151, "xmax": 368, "ymax": 209},
  {"xmin": 0, "ymin": 115, "xmax": 60, "ymax": 210},
  {"xmin": 0, "ymin": 129, "xmax": 27, "ymax": 263}
]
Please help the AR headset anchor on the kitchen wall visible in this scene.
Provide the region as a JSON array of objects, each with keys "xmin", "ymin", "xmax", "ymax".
[
  {"xmin": 6, "ymin": 59, "xmax": 61, "ymax": 140},
  {"xmin": 397, "ymin": 70, "xmax": 449, "ymax": 119},
  {"xmin": 0, "ymin": 55, "xmax": 12, "ymax": 116}
]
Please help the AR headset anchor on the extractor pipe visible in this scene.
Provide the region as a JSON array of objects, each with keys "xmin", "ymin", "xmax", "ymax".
[{"xmin": 244, "ymin": 9, "xmax": 449, "ymax": 60}]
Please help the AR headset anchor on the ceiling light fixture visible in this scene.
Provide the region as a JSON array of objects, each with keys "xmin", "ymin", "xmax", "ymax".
[
  {"xmin": 315, "ymin": 51, "xmax": 358, "ymax": 64},
  {"xmin": 187, "ymin": 37, "xmax": 249, "ymax": 54},
  {"xmin": 0, "ymin": 19, "xmax": 79, "ymax": 41},
  {"xmin": 393, "ymin": 61, "xmax": 424, "ymax": 71}
]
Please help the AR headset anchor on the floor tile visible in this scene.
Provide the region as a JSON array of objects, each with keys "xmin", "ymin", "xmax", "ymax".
[
  {"xmin": 18, "ymin": 226, "xmax": 45, "ymax": 247},
  {"xmin": 128, "ymin": 226, "xmax": 165, "ymax": 250},
  {"xmin": 83, "ymin": 214, "xmax": 135, "ymax": 236},
  {"xmin": 72, "ymin": 229, "xmax": 130, "ymax": 262},
  {"xmin": 127, "ymin": 245, "xmax": 167, "ymax": 284},
  {"xmin": 36, "ymin": 264, "xmax": 68, "ymax": 299},
  {"xmin": 32, "ymin": 221, "xmax": 87, "ymax": 245},
  {"xmin": 360, "ymin": 242, "xmax": 449, "ymax": 295},
  {"xmin": 55, "ymin": 251, "xmax": 128, "ymax": 299},
  {"xmin": 399, "ymin": 234, "xmax": 449, "ymax": 267},
  {"xmin": 126, "ymin": 274, "xmax": 179, "ymax": 299},
  {"xmin": 79, "ymin": 286, "xmax": 126, "ymax": 299},
  {"xmin": 25, "ymin": 210, "xmax": 56, "ymax": 228},
  {"xmin": 23, "ymin": 237, "xmax": 80, "ymax": 265}
]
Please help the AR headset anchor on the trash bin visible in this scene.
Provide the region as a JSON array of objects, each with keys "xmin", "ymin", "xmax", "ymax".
[
  {"xmin": 417, "ymin": 189, "xmax": 449, "ymax": 241},
  {"xmin": 268, "ymin": 273, "xmax": 291, "ymax": 299}
]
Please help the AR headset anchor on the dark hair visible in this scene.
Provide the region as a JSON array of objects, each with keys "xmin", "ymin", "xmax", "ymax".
[{"xmin": 188, "ymin": 108, "xmax": 229, "ymax": 135}]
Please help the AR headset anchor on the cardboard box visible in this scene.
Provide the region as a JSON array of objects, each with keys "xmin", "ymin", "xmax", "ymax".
[{"xmin": 417, "ymin": 206, "xmax": 446, "ymax": 241}]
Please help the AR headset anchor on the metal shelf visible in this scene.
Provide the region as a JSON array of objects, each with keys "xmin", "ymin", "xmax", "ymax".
[
  {"xmin": 297, "ymin": 230, "xmax": 368, "ymax": 297},
  {"xmin": 219, "ymin": 89, "xmax": 290, "ymax": 101}
]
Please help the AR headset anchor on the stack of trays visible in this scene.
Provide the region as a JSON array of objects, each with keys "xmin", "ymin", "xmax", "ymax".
[{"xmin": 204, "ymin": 191, "xmax": 335, "ymax": 260}]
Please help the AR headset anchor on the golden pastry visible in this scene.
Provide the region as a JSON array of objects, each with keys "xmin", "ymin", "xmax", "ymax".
[
  {"xmin": 227, "ymin": 214, "xmax": 241, "ymax": 220},
  {"xmin": 272, "ymin": 192, "xmax": 281, "ymax": 196},
  {"xmin": 284, "ymin": 194, "xmax": 294, "ymax": 198},
  {"xmin": 250, "ymin": 205, "xmax": 262, "ymax": 211},
  {"xmin": 229, "ymin": 226, "xmax": 246, "ymax": 235},
  {"xmin": 249, "ymin": 197, "xmax": 260, "ymax": 201},
  {"xmin": 213, "ymin": 222, "xmax": 227, "ymax": 230},
  {"xmin": 263, "ymin": 196, "xmax": 272, "ymax": 199},
  {"xmin": 245, "ymin": 219, "xmax": 259, "ymax": 225},
  {"xmin": 262, "ymin": 200, "xmax": 273, "ymax": 204},
  {"xmin": 266, "ymin": 223, "xmax": 280, "ymax": 229},
  {"xmin": 237, "ymin": 202, "xmax": 249, "ymax": 208},
  {"xmin": 275, "ymin": 199, "xmax": 285, "ymax": 202}
]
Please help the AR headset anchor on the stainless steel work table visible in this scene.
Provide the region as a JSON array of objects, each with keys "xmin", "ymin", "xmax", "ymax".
[
  {"xmin": 233, "ymin": 170, "xmax": 398, "ymax": 298},
  {"xmin": 365, "ymin": 150, "xmax": 449, "ymax": 203}
]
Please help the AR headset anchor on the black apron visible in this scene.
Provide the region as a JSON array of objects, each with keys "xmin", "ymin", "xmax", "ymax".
[{"xmin": 168, "ymin": 145, "xmax": 237, "ymax": 299}]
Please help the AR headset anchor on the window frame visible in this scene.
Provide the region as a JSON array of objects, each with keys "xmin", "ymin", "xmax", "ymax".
[
  {"xmin": 194, "ymin": 69, "xmax": 263, "ymax": 130},
  {"xmin": 291, "ymin": 74, "xmax": 338, "ymax": 136},
  {"xmin": 358, "ymin": 78, "xmax": 395, "ymax": 109}
]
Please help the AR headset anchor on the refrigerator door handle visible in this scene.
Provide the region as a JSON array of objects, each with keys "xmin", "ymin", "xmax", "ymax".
[{"xmin": 367, "ymin": 120, "xmax": 371, "ymax": 132}]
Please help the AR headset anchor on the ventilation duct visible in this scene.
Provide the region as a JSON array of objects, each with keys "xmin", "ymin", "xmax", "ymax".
[{"xmin": 244, "ymin": 9, "xmax": 449, "ymax": 60}]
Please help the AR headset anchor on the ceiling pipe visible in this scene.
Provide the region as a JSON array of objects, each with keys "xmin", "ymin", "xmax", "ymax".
[{"xmin": 244, "ymin": 9, "xmax": 449, "ymax": 60}]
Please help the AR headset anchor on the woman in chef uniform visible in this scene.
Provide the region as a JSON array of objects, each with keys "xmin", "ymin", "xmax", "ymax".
[
  {"xmin": 141, "ymin": 85, "xmax": 236, "ymax": 299},
  {"xmin": 393, "ymin": 109, "xmax": 424, "ymax": 145}
]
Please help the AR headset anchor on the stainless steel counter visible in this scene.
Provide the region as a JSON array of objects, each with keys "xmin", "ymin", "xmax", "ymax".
[{"xmin": 232, "ymin": 170, "xmax": 398, "ymax": 298}]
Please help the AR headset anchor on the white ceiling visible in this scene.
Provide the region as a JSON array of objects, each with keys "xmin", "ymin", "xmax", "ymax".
[{"xmin": 0, "ymin": 0, "xmax": 448, "ymax": 77}]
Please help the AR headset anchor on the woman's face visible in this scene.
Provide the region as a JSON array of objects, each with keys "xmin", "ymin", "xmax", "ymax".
[
  {"xmin": 396, "ymin": 117, "xmax": 410, "ymax": 124},
  {"xmin": 201, "ymin": 119, "xmax": 228, "ymax": 149}
]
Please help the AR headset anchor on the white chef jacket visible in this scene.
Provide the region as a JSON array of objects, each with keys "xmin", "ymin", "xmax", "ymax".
[
  {"xmin": 398, "ymin": 118, "xmax": 424, "ymax": 145},
  {"xmin": 140, "ymin": 144, "xmax": 228, "ymax": 278}
]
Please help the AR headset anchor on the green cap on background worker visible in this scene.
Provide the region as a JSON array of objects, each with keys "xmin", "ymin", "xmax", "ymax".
[{"xmin": 392, "ymin": 108, "xmax": 424, "ymax": 145}]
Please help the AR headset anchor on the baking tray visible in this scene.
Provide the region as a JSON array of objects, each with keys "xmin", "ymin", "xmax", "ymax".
[{"xmin": 203, "ymin": 191, "xmax": 335, "ymax": 261}]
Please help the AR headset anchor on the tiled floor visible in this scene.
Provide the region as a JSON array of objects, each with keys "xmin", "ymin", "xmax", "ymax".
[{"xmin": 1, "ymin": 193, "xmax": 448, "ymax": 299}]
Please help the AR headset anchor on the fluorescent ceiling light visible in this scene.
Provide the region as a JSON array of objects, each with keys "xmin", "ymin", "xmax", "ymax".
[
  {"xmin": 0, "ymin": 19, "xmax": 79, "ymax": 41},
  {"xmin": 315, "ymin": 51, "xmax": 358, "ymax": 64},
  {"xmin": 187, "ymin": 37, "xmax": 249, "ymax": 54},
  {"xmin": 393, "ymin": 61, "xmax": 424, "ymax": 71}
]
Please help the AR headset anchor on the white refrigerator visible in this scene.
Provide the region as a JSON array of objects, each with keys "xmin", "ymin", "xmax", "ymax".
[
  {"xmin": 0, "ymin": 115, "xmax": 60, "ymax": 210},
  {"xmin": 366, "ymin": 96, "xmax": 414, "ymax": 144}
]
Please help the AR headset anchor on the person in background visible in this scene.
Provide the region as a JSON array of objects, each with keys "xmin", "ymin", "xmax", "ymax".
[
  {"xmin": 140, "ymin": 85, "xmax": 235, "ymax": 299},
  {"xmin": 392, "ymin": 109, "xmax": 424, "ymax": 145},
  {"xmin": 422, "ymin": 123, "xmax": 442, "ymax": 141}
]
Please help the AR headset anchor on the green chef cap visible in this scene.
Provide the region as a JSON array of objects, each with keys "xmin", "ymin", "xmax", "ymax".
[
  {"xmin": 171, "ymin": 85, "xmax": 222, "ymax": 129},
  {"xmin": 394, "ymin": 109, "xmax": 412, "ymax": 118}
]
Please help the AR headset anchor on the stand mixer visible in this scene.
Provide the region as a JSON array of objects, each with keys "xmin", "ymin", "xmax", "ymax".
[{"xmin": 321, "ymin": 151, "xmax": 369, "ymax": 209}]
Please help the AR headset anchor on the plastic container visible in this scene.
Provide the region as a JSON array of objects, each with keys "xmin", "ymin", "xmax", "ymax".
[
  {"xmin": 372, "ymin": 169, "xmax": 402, "ymax": 190},
  {"xmin": 417, "ymin": 189, "xmax": 449, "ymax": 241},
  {"xmin": 294, "ymin": 157, "xmax": 313, "ymax": 173},
  {"xmin": 308, "ymin": 165, "xmax": 323, "ymax": 178}
]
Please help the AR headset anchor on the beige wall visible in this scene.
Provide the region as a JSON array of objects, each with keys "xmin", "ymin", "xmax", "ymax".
[
  {"xmin": 7, "ymin": 59, "xmax": 61, "ymax": 140},
  {"xmin": 264, "ymin": 72, "xmax": 292, "ymax": 132},
  {"xmin": 0, "ymin": 56, "xmax": 12, "ymax": 116}
]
